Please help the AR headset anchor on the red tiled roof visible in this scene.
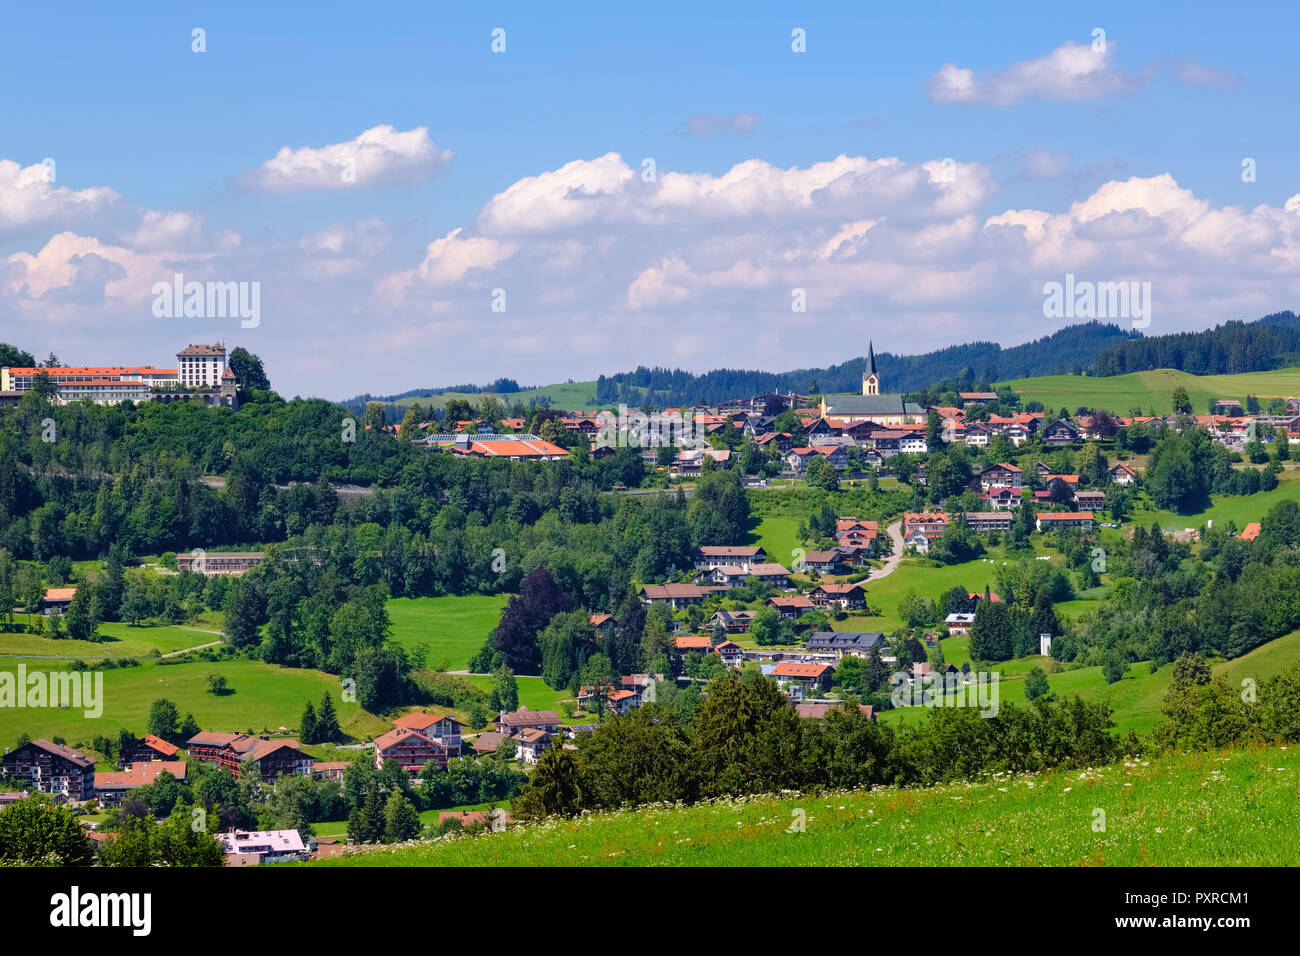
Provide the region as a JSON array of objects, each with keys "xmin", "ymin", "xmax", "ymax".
[{"xmin": 772, "ymin": 661, "xmax": 832, "ymax": 678}]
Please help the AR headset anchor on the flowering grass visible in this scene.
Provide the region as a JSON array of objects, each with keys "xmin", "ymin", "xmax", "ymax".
[{"xmin": 310, "ymin": 745, "xmax": 1299, "ymax": 867}]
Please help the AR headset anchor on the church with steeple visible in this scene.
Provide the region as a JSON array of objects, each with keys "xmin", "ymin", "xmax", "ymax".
[
  {"xmin": 863, "ymin": 341, "xmax": 880, "ymax": 395},
  {"xmin": 818, "ymin": 340, "xmax": 926, "ymax": 426}
]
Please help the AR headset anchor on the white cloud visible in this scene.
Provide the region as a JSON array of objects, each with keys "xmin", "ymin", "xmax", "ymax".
[
  {"xmin": 235, "ymin": 125, "xmax": 453, "ymax": 192},
  {"xmin": 927, "ymin": 42, "xmax": 1141, "ymax": 105},
  {"xmin": 5, "ymin": 149, "xmax": 1300, "ymax": 398},
  {"xmin": 926, "ymin": 41, "xmax": 1239, "ymax": 106},
  {"xmin": 0, "ymin": 159, "xmax": 119, "ymax": 233}
]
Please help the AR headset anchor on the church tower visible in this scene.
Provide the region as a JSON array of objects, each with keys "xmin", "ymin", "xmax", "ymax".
[{"xmin": 862, "ymin": 341, "xmax": 880, "ymax": 396}]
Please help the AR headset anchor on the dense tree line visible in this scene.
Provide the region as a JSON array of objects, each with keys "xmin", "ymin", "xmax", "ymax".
[
  {"xmin": 594, "ymin": 323, "xmax": 1138, "ymax": 406},
  {"xmin": 1093, "ymin": 311, "xmax": 1300, "ymax": 376},
  {"xmin": 513, "ymin": 670, "xmax": 1121, "ymax": 819}
]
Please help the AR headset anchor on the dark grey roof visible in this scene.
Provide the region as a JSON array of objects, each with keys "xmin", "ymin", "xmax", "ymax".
[
  {"xmin": 822, "ymin": 394, "xmax": 906, "ymax": 415},
  {"xmin": 805, "ymin": 631, "xmax": 884, "ymax": 651}
]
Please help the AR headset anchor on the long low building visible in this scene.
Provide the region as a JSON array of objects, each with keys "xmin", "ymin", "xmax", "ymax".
[
  {"xmin": 1036, "ymin": 511, "xmax": 1095, "ymax": 531},
  {"xmin": 177, "ymin": 551, "xmax": 264, "ymax": 576},
  {"xmin": 95, "ymin": 761, "xmax": 188, "ymax": 806}
]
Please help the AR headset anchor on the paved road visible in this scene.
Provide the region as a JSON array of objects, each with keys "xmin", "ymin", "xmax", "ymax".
[{"xmin": 868, "ymin": 519, "xmax": 905, "ymax": 581}]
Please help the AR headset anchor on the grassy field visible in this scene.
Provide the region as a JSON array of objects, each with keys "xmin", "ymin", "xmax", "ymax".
[
  {"xmin": 1131, "ymin": 470, "xmax": 1300, "ymax": 531},
  {"xmin": 0, "ymin": 622, "xmax": 220, "ymax": 660},
  {"xmin": 310, "ymin": 745, "xmax": 1300, "ymax": 866},
  {"xmin": 880, "ymin": 627, "xmax": 1300, "ymax": 737},
  {"xmin": 838, "ymin": 545, "xmax": 1048, "ymax": 634},
  {"xmin": 460, "ymin": 674, "xmax": 582, "ymax": 724},
  {"xmin": 751, "ymin": 515, "xmax": 804, "ymax": 568},
  {"xmin": 1218, "ymin": 627, "xmax": 1300, "ymax": 687},
  {"xmin": 386, "ymin": 381, "xmax": 605, "ymax": 414},
  {"xmin": 1001, "ymin": 367, "xmax": 1300, "ymax": 416},
  {"xmin": 386, "ymin": 595, "xmax": 508, "ymax": 670},
  {"xmin": 0, "ymin": 657, "xmax": 388, "ymax": 749}
]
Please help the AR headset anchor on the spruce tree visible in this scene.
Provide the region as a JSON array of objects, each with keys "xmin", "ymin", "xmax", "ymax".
[
  {"xmin": 316, "ymin": 693, "xmax": 341, "ymax": 742},
  {"xmin": 300, "ymin": 701, "xmax": 318, "ymax": 745}
]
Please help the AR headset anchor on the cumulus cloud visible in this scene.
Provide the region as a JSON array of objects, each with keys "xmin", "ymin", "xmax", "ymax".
[
  {"xmin": 235, "ymin": 125, "xmax": 453, "ymax": 192},
  {"xmin": 927, "ymin": 41, "xmax": 1143, "ymax": 105},
  {"xmin": 5, "ymin": 148, "xmax": 1300, "ymax": 398},
  {"xmin": 927, "ymin": 41, "xmax": 1238, "ymax": 106},
  {"xmin": 0, "ymin": 159, "xmax": 120, "ymax": 233}
]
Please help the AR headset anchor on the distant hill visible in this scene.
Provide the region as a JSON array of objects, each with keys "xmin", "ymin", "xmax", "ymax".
[
  {"xmin": 596, "ymin": 322, "xmax": 1138, "ymax": 406},
  {"xmin": 1092, "ymin": 311, "xmax": 1300, "ymax": 376},
  {"xmin": 341, "ymin": 311, "xmax": 1300, "ymax": 412}
]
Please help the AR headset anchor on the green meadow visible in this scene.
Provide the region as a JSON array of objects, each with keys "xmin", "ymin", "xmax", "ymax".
[
  {"xmin": 386, "ymin": 381, "xmax": 604, "ymax": 414},
  {"xmin": 386, "ymin": 594, "xmax": 508, "ymax": 670},
  {"xmin": 310, "ymin": 745, "xmax": 1300, "ymax": 867},
  {"xmin": 879, "ymin": 627, "xmax": 1300, "ymax": 737},
  {"xmin": 0, "ymin": 657, "xmax": 388, "ymax": 749},
  {"xmin": 0, "ymin": 622, "xmax": 220, "ymax": 660},
  {"xmin": 1131, "ymin": 469, "xmax": 1300, "ymax": 531},
  {"xmin": 1000, "ymin": 366, "xmax": 1300, "ymax": 416},
  {"xmin": 460, "ymin": 673, "xmax": 582, "ymax": 724}
]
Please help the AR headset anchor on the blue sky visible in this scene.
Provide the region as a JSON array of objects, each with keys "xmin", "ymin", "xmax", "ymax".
[{"xmin": 2, "ymin": 1, "xmax": 1297, "ymax": 397}]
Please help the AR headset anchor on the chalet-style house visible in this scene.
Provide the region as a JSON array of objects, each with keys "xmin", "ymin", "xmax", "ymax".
[
  {"xmin": 808, "ymin": 582, "xmax": 867, "ymax": 610},
  {"xmin": 1, "ymin": 739, "xmax": 95, "ymax": 800},
  {"xmin": 640, "ymin": 583, "xmax": 726, "ymax": 608},
  {"xmin": 710, "ymin": 610, "xmax": 757, "ymax": 633},
  {"xmin": 771, "ymin": 661, "xmax": 834, "ymax": 698},
  {"xmin": 905, "ymin": 528, "xmax": 935, "ymax": 554},
  {"xmin": 1074, "ymin": 490, "xmax": 1106, "ymax": 512},
  {"xmin": 391, "ymin": 712, "xmax": 462, "ymax": 757},
  {"xmin": 498, "ymin": 707, "xmax": 561, "ymax": 737},
  {"xmin": 1041, "ymin": 419, "xmax": 1081, "ymax": 446},
  {"xmin": 715, "ymin": 640, "xmax": 745, "ymax": 668},
  {"xmin": 945, "ymin": 612, "xmax": 976, "ymax": 635},
  {"xmin": 120, "ymin": 733, "xmax": 180, "ymax": 764},
  {"xmin": 512, "ymin": 728, "xmax": 552, "ymax": 764},
  {"xmin": 975, "ymin": 463, "xmax": 1023, "ymax": 492},
  {"xmin": 800, "ymin": 550, "xmax": 843, "ymax": 574},
  {"xmin": 903, "ymin": 512, "xmax": 949, "ymax": 537},
  {"xmin": 373, "ymin": 727, "xmax": 449, "ymax": 773},
  {"xmin": 981, "ymin": 487, "xmax": 1021, "ymax": 510},
  {"xmin": 804, "ymin": 630, "xmax": 883, "ymax": 659},
  {"xmin": 766, "ymin": 594, "xmax": 816, "ymax": 620},
  {"xmin": 1109, "ymin": 461, "xmax": 1137, "ymax": 485},
  {"xmin": 186, "ymin": 732, "xmax": 314, "ymax": 779},
  {"xmin": 312, "ymin": 762, "xmax": 349, "ymax": 782}
]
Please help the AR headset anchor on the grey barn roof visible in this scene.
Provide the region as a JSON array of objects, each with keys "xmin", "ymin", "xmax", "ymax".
[
  {"xmin": 822, "ymin": 394, "xmax": 924, "ymax": 416},
  {"xmin": 806, "ymin": 631, "xmax": 884, "ymax": 651}
]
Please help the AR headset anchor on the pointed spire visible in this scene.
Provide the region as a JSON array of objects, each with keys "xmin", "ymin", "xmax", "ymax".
[{"xmin": 867, "ymin": 340, "xmax": 877, "ymax": 375}]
